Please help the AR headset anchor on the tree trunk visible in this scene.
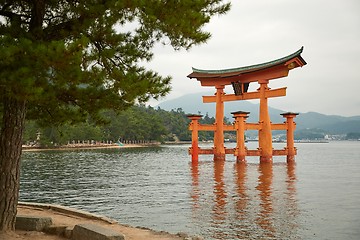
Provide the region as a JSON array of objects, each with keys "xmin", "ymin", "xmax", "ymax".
[{"xmin": 0, "ymin": 96, "xmax": 26, "ymax": 232}]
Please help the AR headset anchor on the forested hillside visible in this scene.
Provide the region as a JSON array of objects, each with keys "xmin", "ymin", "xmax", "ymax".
[{"xmin": 23, "ymin": 105, "xmax": 216, "ymax": 147}]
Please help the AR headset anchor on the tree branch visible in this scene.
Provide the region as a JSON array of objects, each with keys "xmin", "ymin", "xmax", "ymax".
[
  {"xmin": 43, "ymin": 15, "xmax": 84, "ymax": 41},
  {"xmin": 0, "ymin": 10, "xmax": 19, "ymax": 19},
  {"xmin": 29, "ymin": 0, "xmax": 46, "ymax": 34}
]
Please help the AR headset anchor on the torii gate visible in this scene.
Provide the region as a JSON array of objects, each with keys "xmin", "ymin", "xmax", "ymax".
[{"xmin": 187, "ymin": 47, "xmax": 306, "ymax": 163}]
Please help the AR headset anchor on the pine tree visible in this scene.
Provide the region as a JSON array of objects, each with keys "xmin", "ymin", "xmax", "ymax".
[{"xmin": 0, "ymin": 0, "xmax": 230, "ymax": 233}]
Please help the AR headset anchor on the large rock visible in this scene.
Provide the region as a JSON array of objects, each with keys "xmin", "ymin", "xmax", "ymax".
[
  {"xmin": 15, "ymin": 215, "xmax": 52, "ymax": 231},
  {"xmin": 43, "ymin": 225, "xmax": 69, "ymax": 236},
  {"xmin": 72, "ymin": 223, "xmax": 125, "ymax": 240}
]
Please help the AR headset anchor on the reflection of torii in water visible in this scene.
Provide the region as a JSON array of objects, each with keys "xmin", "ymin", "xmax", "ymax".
[
  {"xmin": 187, "ymin": 47, "xmax": 306, "ymax": 163},
  {"xmin": 189, "ymin": 161, "xmax": 298, "ymax": 239},
  {"xmin": 256, "ymin": 163, "xmax": 275, "ymax": 236}
]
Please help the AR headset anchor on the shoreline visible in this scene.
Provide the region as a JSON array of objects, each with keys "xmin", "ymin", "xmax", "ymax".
[
  {"xmin": 15, "ymin": 202, "xmax": 190, "ymax": 240},
  {"xmin": 22, "ymin": 143, "xmax": 159, "ymax": 152}
]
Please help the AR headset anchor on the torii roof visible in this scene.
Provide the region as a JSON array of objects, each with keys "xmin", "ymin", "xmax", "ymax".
[{"xmin": 187, "ymin": 47, "xmax": 306, "ymax": 86}]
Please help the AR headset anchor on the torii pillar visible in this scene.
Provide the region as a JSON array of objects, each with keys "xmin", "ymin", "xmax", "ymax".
[
  {"xmin": 258, "ymin": 80, "xmax": 273, "ymax": 163},
  {"xmin": 232, "ymin": 111, "xmax": 249, "ymax": 163},
  {"xmin": 281, "ymin": 112, "xmax": 299, "ymax": 163},
  {"xmin": 214, "ymin": 85, "xmax": 226, "ymax": 161},
  {"xmin": 187, "ymin": 114, "xmax": 203, "ymax": 163}
]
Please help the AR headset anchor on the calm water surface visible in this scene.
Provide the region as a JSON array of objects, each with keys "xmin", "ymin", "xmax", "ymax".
[{"xmin": 20, "ymin": 141, "xmax": 360, "ymax": 239}]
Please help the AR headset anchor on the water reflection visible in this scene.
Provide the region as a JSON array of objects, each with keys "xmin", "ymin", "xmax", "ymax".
[
  {"xmin": 286, "ymin": 162, "xmax": 297, "ymax": 198},
  {"xmin": 213, "ymin": 160, "xmax": 227, "ymax": 220},
  {"xmin": 190, "ymin": 162, "xmax": 200, "ymax": 209},
  {"xmin": 233, "ymin": 162, "xmax": 250, "ymax": 238},
  {"xmin": 211, "ymin": 160, "xmax": 227, "ymax": 239},
  {"xmin": 190, "ymin": 160, "xmax": 298, "ymax": 239},
  {"xmin": 256, "ymin": 163, "xmax": 275, "ymax": 237},
  {"xmin": 234, "ymin": 162, "xmax": 247, "ymax": 221},
  {"xmin": 285, "ymin": 162, "xmax": 299, "ymax": 238}
]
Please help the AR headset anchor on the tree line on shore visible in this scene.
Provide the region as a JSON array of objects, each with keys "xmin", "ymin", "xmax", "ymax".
[
  {"xmin": 23, "ymin": 105, "xmax": 217, "ymax": 147},
  {"xmin": 24, "ymin": 104, "xmax": 360, "ymax": 148}
]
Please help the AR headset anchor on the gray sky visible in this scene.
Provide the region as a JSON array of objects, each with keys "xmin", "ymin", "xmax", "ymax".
[{"xmin": 147, "ymin": 0, "xmax": 360, "ymax": 117}]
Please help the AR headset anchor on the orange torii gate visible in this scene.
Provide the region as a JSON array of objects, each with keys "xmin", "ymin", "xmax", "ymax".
[{"xmin": 187, "ymin": 47, "xmax": 306, "ymax": 163}]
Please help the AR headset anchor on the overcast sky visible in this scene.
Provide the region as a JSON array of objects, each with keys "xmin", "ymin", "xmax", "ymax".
[{"xmin": 146, "ymin": 0, "xmax": 360, "ymax": 117}]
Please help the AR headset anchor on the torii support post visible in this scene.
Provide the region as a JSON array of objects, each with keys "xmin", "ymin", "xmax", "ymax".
[
  {"xmin": 258, "ymin": 80, "xmax": 273, "ymax": 163},
  {"xmin": 281, "ymin": 112, "xmax": 299, "ymax": 163},
  {"xmin": 187, "ymin": 114, "xmax": 203, "ymax": 163},
  {"xmin": 214, "ymin": 85, "xmax": 226, "ymax": 161},
  {"xmin": 232, "ymin": 111, "xmax": 250, "ymax": 163}
]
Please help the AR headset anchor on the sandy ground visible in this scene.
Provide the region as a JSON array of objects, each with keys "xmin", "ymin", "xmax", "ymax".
[
  {"xmin": 0, "ymin": 231, "xmax": 65, "ymax": 240},
  {"xmin": 0, "ymin": 203, "xmax": 187, "ymax": 240}
]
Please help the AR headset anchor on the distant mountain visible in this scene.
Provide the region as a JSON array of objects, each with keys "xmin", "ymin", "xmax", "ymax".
[
  {"xmin": 155, "ymin": 92, "xmax": 360, "ymax": 134},
  {"xmin": 296, "ymin": 112, "xmax": 360, "ymax": 133}
]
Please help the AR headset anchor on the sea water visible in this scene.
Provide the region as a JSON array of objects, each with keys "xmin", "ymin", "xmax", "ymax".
[{"xmin": 20, "ymin": 141, "xmax": 360, "ymax": 239}]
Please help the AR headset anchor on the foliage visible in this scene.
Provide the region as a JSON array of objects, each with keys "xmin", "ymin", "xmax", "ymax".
[
  {"xmin": 199, "ymin": 112, "xmax": 215, "ymax": 141},
  {"xmin": 294, "ymin": 128, "xmax": 326, "ymax": 140},
  {"xmin": 102, "ymin": 106, "xmax": 170, "ymax": 142},
  {"xmin": 345, "ymin": 132, "xmax": 360, "ymax": 140},
  {"xmin": 23, "ymin": 105, "xmax": 248, "ymax": 146},
  {"xmin": 23, "ymin": 106, "xmax": 234, "ymax": 145},
  {"xmin": 0, "ymin": 0, "xmax": 231, "ymax": 125}
]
